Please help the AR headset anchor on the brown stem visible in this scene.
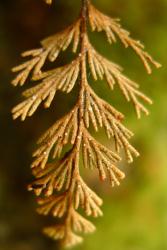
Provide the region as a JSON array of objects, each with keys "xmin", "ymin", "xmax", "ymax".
[
  {"xmin": 73, "ymin": 0, "xmax": 89, "ymax": 169},
  {"xmin": 64, "ymin": 0, "xmax": 89, "ymax": 233}
]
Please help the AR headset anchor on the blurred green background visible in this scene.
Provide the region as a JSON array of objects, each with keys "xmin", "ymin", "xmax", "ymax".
[{"xmin": 0, "ymin": 0, "xmax": 167, "ymax": 249}]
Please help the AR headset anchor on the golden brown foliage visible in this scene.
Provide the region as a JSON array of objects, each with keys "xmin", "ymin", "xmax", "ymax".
[
  {"xmin": 44, "ymin": 0, "xmax": 52, "ymax": 4},
  {"xmin": 12, "ymin": 0, "xmax": 161, "ymax": 247}
]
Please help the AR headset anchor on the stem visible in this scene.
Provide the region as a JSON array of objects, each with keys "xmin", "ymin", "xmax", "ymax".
[
  {"xmin": 72, "ymin": 0, "xmax": 88, "ymax": 171},
  {"xmin": 73, "ymin": 0, "xmax": 88, "ymax": 162},
  {"xmin": 78, "ymin": 0, "xmax": 88, "ymax": 125},
  {"xmin": 64, "ymin": 0, "xmax": 89, "ymax": 231}
]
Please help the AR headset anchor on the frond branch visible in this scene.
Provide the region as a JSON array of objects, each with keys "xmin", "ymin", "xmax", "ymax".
[
  {"xmin": 12, "ymin": 19, "xmax": 81, "ymax": 86},
  {"xmin": 87, "ymin": 1, "xmax": 161, "ymax": 74},
  {"xmin": 87, "ymin": 41, "xmax": 153, "ymax": 118}
]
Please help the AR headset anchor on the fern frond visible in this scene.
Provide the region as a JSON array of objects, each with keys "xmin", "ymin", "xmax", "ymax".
[
  {"xmin": 82, "ymin": 128, "xmax": 125, "ymax": 184},
  {"xmin": 12, "ymin": 59, "xmax": 80, "ymax": 120},
  {"xmin": 12, "ymin": 19, "xmax": 81, "ymax": 86},
  {"xmin": 44, "ymin": 225, "xmax": 83, "ymax": 248},
  {"xmin": 44, "ymin": 0, "xmax": 52, "ymax": 4},
  {"xmin": 12, "ymin": 0, "xmax": 161, "ymax": 247},
  {"xmin": 71, "ymin": 210, "xmax": 96, "ymax": 233},
  {"xmin": 31, "ymin": 107, "xmax": 78, "ymax": 169},
  {"xmin": 29, "ymin": 153, "xmax": 75, "ymax": 196},
  {"xmin": 37, "ymin": 194, "xmax": 68, "ymax": 217},
  {"xmin": 87, "ymin": 43, "xmax": 153, "ymax": 118},
  {"xmin": 88, "ymin": 1, "xmax": 161, "ymax": 74}
]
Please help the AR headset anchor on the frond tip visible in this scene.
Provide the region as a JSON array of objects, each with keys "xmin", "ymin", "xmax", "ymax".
[
  {"xmin": 11, "ymin": 19, "xmax": 81, "ymax": 87},
  {"xmin": 12, "ymin": 59, "xmax": 80, "ymax": 121},
  {"xmin": 88, "ymin": 1, "xmax": 161, "ymax": 74},
  {"xmin": 87, "ymin": 44, "xmax": 153, "ymax": 118},
  {"xmin": 44, "ymin": 0, "xmax": 52, "ymax": 4},
  {"xmin": 12, "ymin": 0, "xmax": 161, "ymax": 247},
  {"xmin": 44, "ymin": 226, "xmax": 83, "ymax": 248}
]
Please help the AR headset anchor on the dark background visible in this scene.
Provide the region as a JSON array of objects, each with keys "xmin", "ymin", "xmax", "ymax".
[{"xmin": 0, "ymin": 0, "xmax": 167, "ymax": 249}]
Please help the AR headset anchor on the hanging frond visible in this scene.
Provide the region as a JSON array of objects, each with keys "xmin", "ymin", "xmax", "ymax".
[
  {"xmin": 37, "ymin": 176, "xmax": 103, "ymax": 218},
  {"xmin": 87, "ymin": 1, "xmax": 161, "ymax": 74},
  {"xmin": 44, "ymin": 225, "xmax": 83, "ymax": 248},
  {"xmin": 82, "ymin": 128, "xmax": 125, "ymax": 185},
  {"xmin": 82, "ymin": 84, "xmax": 124, "ymax": 130},
  {"xmin": 28, "ymin": 152, "xmax": 75, "ymax": 196},
  {"xmin": 31, "ymin": 107, "xmax": 78, "ymax": 169},
  {"xmin": 12, "ymin": 58, "xmax": 80, "ymax": 120},
  {"xmin": 87, "ymin": 43, "xmax": 153, "ymax": 118},
  {"xmin": 44, "ymin": 0, "xmax": 52, "ymax": 4},
  {"xmin": 72, "ymin": 177, "xmax": 103, "ymax": 217},
  {"xmin": 71, "ymin": 210, "xmax": 96, "ymax": 233},
  {"xmin": 37, "ymin": 194, "xmax": 69, "ymax": 217},
  {"xmin": 82, "ymin": 85, "xmax": 139, "ymax": 162},
  {"xmin": 12, "ymin": 19, "xmax": 81, "ymax": 86},
  {"xmin": 12, "ymin": 0, "xmax": 161, "ymax": 247},
  {"xmin": 44, "ymin": 224, "xmax": 66, "ymax": 240},
  {"xmin": 42, "ymin": 206, "xmax": 96, "ymax": 247}
]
